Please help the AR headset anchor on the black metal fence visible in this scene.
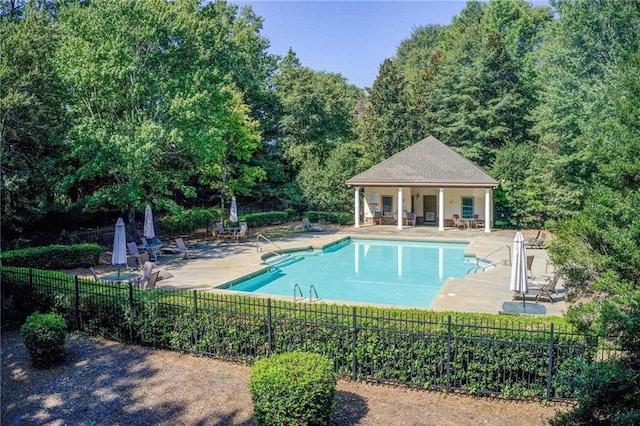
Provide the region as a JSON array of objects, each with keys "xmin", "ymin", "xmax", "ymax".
[{"xmin": 1, "ymin": 266, "xmax": 623, "ymax": 401}]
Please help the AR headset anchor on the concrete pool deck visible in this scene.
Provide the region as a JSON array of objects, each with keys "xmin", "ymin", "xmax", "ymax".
[{"xmin": 152, "ymin": 224, "xmax": 568, "ymax": 317}]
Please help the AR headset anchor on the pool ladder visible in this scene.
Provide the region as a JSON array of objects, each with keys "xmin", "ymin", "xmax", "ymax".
[{"xmin": 293, "ymin": 283, "xmax": 319, "ymax": 302}]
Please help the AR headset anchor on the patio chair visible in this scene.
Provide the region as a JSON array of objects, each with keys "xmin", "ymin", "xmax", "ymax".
[
  {"xmin": 137, "ymin": 261, "xmax": 156, "ymax": 287},
  {"xmin": 452, "ymin": 214, "xmax": 466, "ymax": 230},
  {"xmin": 373, "ymin": 211, "xmax": 382, "ymax": 225},
  {"xmin": 526, "ymin": 255, "xmax": 535, "ymax": 279},
  {"xmin": 175, "ymin": 237, "xmax": 194, "ymax": 259},
  {"xmin": 141, "ymin": 237, "xmax": 149, "ymax": 246},
  {"xmin": 528, "ymin": 274, "xmax": 561, "ymax": 303},
  {"xmin": 302, "ymin": 217, "xmax": 324, "ymax": 232},
  {"xmin": 232, "ymin": 222, "xmax": 249, "ymax": 243},
  {"xmin": 213, "ymin": 222, "xmax": 234, "ymax": 242},
  {"xmin": 126, "ymin": 255, "xmax": 140, "ymax": 271},
  {"xmin": 404, "ymin": 212, "xmax": 417, "ymax": 226},
  {"xmin": 144, "ymin": 270, "xmax": 161, "ymax": 290},
  {"xmin": 525, "ymin": 232, "xmax": 547, "ymax": 249},
  {"xmin": 127, "ymin": 242, "xmax": 140, "ymax": 256}
]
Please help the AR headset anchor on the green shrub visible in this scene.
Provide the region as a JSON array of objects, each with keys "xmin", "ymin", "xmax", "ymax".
[
  {"xmin": 249, "ymin": 352, "xmax": 336, "ymax": 426},
  {"xmin": 21, "ymin": 312, "xmax": 68, "ymax": 368},
  {"xmin": 0, "ymin": 243, "xmax": 102, "ymax": 269},
  {"xmin": 241, "ymin": 211, "xmax": 289, "ymax": 228},
  {"xmin": 159, "ymin": 208, "xmax": 222, "ymax": 234},
  {"xmin": 306, "ymin": 211, "xmax": 352, "ymax": 225}
]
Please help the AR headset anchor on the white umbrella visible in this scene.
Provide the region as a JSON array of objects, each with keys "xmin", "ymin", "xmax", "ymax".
[
  {"xmin": 112, "ymin": 217, "xmax": 127, "ymax": 278},
  {"xmin": 143, "ymin": 204, "xmax": 155, "ymax": 239},
  {"xmin": 510, "ymin": 230, "xmax": 529, "ymax": 308},
  {"xmin": 229, "ymin": 196, "xmax": 238, "ymax": 224}
]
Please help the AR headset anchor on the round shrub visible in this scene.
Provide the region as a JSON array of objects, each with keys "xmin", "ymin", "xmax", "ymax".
[
  {"xmin": 20, "ymin": 312, "xmax": 67, "ymax": 368},
  {"xmin": 249, "ymin": 352, "xmax": 337, "ymax": 426}
]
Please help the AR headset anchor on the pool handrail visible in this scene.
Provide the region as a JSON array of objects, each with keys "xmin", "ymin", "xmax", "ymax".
[
  {"xmin": 293, "ymin": 283, "xmax": 303, "ymax": 301},
  {"xmin": 467, "ymin": 244, "xmax": 511, "ymax": 274},
  {"xmin": 256, "ymin": 234, "xmax": 286, "ymax": 259},
  {"xmin": 309, "ymin": 284, "xmax": 319, "ymax": 302}
]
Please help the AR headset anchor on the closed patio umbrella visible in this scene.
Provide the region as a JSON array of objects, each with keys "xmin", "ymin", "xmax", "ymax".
[
  {"xmin": 510, "ymin": 230, "xmax": 529, "ymax": 309},
  {"xmin": 229, "ymin": 196, "xmax": 238, "ymax": 224},
  {"xmin": 143, "ymin": 204, "xmax": 155, "ymax": 240},
  {"xmin": 112, "ymin": 217, "xmax": 127, "ymax": 279}
]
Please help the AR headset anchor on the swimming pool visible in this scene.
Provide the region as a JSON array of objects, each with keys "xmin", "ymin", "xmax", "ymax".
[{"xmin": 224, "ymin": 238, "xmax": 485, "ymax": 308}]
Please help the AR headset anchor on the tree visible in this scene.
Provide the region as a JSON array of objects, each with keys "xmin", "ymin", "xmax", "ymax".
[
  {"xmin": 52, "ymin": 0, "xmax": 262, "ymax": 222},
  {"xmin": 0, "ymin": 5, "xmax": 68, "ymax": 239}
]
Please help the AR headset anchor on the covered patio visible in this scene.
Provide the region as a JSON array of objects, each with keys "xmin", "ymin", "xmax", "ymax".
[{"xmin": 346, "ymin": 136, "xmax": 499, "ymax": 233}]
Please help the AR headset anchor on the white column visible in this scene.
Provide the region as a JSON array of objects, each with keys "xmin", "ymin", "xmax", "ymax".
[
  {"xmin": 354, "ymin": 187, "xmax": 360, "ymax": 228},
  {"xmin": 438, "ymin": 187, "xmax": 445, "ymax": 231},
  {"xmin": 397, "ymin": 187, "xmax": 403, "ymax": 230},
  {"xmin": 484, "ymin": 188, "xmax": 492, "ymax": 233}
]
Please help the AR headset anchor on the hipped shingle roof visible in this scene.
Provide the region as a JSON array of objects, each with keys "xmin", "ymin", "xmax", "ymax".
[{"xmin": 346, "ymin": 136, "xmax": 498, "ymax": 188}]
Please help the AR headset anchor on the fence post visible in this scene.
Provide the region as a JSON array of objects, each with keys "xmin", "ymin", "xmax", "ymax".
[
  {"xmin": 128, "ymin": 282, "xmax": 134, "ymax": 342},
  {"xmin": 193, "ymin": 290, "xmax": 198, "ymax": 354},
  {"xmin": 29, "ymin": 268, "xmax": 33, "ymax": 290},
  {"xmin": 352, "ymin": 307, "xmax": 357, "ymax": 381},
  {"xmin": 267, "ymin": 298, "xmax": 272, "ymax": 354},
  {"xmin": 74, "ymin": 276, "xmax": 80, "ymax": 330},
  {"xmin": 446, "ymin": 315, "xmax": 452, "ymax": 393},
  {"xmin": 546, "ymin": 323, "xmax": 554, "ymax": 401}
]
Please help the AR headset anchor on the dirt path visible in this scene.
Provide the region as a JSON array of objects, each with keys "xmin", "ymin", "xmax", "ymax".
[{"xmin": 1, "ymin": 329, "xmax": 568, "ymax": 425}]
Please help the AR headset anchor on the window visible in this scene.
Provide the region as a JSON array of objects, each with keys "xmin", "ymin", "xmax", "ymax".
[
  {"xmin": 382, "ymin": 196, "xmax": 393, "ymax": 216},
  {"xmin": 461, "ymin": 197, "xmax": 474, "ymax": 218}
]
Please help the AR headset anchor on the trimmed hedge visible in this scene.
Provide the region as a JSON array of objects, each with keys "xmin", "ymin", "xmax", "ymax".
[
  {"xmin": 1, "ymin": 265, "xmax": 605, "ymax": 400},
  {"xmin": 21, "ymin": 312, "xmax": 67, "ymax": 368},
  {"xmin": 159, "ymin": 207, "xmax": 223, "ymax": 234},
  {"xmin": 250, "ymin": 352, "xmax": 336, "ymax": 426},
  {"xmin": 305, "ymin": 211, "xmax": 352, "ymax": 225},
  {"xmin": 0, "ymin": 243, "xmax": 102, "ymax": 269},
  {"xmin": 240, "ymin": 211, "xmax": 289, "ymax": 228}
]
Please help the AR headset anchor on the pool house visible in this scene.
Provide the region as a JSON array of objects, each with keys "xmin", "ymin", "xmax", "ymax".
[{"xmin": 346, "ymin": 136, "xmax": 499, "ymax": 233}]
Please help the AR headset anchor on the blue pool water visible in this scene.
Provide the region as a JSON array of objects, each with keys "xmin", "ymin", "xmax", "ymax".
[{"xmin": 226, "ymin": 238, "xmax": 482, "ymax": 308}]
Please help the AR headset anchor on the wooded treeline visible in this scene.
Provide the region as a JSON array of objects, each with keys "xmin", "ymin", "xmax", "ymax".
[
  {"xmin": 1, "ymin": 0, "xmax": 637, "ymax": 235},
  {"xmin": 2, "ymin": 0, "xmax": 639, "ymax": 421}
]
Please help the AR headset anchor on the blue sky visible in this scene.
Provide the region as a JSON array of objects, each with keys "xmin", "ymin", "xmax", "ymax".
[{"xmin": 232, "ymin": 1, "xmax": 471, "ymax": 88}]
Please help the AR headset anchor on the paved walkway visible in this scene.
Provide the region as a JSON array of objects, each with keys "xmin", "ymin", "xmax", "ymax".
[{"xmin": 151, "ymin": 224, "xmax": 567, "ymax": 317}]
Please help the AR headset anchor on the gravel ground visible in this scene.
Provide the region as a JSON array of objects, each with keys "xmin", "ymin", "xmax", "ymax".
[{"xmin": 1, "ymin": 328, "xmax": 569, "ymax": 425}]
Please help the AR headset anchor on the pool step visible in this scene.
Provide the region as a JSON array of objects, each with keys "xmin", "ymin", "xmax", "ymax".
[{"xmin": 268, "ymin": 255, "xmax": 304, "ymax": 270}]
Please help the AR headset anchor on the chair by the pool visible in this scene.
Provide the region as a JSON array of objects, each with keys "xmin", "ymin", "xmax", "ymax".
[
  {"xmin": 528, "ymin": 274, "xmax": 561, "ymax": 303},
  {"xmin": 137, "ymin": 261, "xmax": 156, "ymax": 287},
  {"xmin": 404, "ymin": 211, "xmax": 416, "ymax": 226},
  {"xmin": 175, "ymin": 237, "xmax": 194, "ymax": 259},
  {"xmin": 214, "ymin": 222, "xmax": 234, "ymax": 242},
  {"xmin": 526, "ymin": 255, "xmax": 535, "ymax": 279},
  {"xmin": 373, "ymin": 211, "xmax": 382, "ymax": 225},
  {"xmin": 144, "ymin": 270, "xmax": 160, "ymax": 289},
  {"xmin": 452, "ymin": 214, "xmax": 466, "ymax": 230},
  {"xmin": 232, "ymin": 222, "xmax": 248, "ymax": 242},
  {"xmin": 127, "ymin": 242, "xmax": 140, "ymax": 256},
  {"xmin": 525, "ymin": 232, "xmax": 547, "ymax": 249},
  {"xmin": 126, "ymin": 255, "xmax": 140, "ymax": 271},
  {"xmin": 302, "ymin": 217, "xmax": 324, "ymax": 232}
]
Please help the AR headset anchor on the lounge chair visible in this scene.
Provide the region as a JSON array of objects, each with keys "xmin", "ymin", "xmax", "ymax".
[
  {"xmin": 144, "ymin": 270, "xmax": 161, "ymax": 290},
  {"xmin": 137, "ymin": 261, "xmax": 156, "ymax": 288},
  {"xmin": 526, "ymin": 255, "xmax": 535, "ymax": 279},
  {"xmin": 528, "ymin": 274, "xmax": 561, "ymax": 303},
  {"xmin": 127, "ymin": 242, "xmax": 140, "ymax": 256},
  {"xmin": 525, "ymin": 232, "xmax": 547, "ymax": 249},
  {"xmin": 126, "ymin": 255, "xmax": 140, "ymax": 271},
  {"xmin": 302, "ymin": 217, "xmax": 324, "ymax": 232},
  {"xmin": 175, "ymin": 237, "xmax": 194, "ymax": 259}
]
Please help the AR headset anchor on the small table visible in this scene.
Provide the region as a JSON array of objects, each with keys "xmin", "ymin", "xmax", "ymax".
[
  {"xmin": 137, "ymin": 243, "xmax": 163, "ymax": 261},
  {"xmin": 98, "ymin": 272, "xmax": 140, "ymax": 283}
]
